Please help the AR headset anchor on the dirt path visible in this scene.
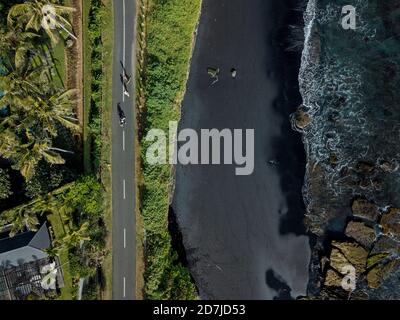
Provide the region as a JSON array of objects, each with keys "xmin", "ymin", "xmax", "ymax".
[{"xmin": 66, "ymin": 0, "xmax": 84, "ymax": 126}]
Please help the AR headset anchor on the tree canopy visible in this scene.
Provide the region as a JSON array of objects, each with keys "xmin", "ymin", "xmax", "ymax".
[
  {"xmin": 0, "ymin": 168, "xmax": 12, "ymax": 200},
  {"xmin": 0, "ymin": 2, "xmax": 79, "ymax": 181}
]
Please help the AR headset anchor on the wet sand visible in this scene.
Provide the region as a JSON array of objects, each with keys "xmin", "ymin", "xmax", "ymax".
[{"xmin": 172, "ymin": 0, "xmax": 311, "ymax": 299}]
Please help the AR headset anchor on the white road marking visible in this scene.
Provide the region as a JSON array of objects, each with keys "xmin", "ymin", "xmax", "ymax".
[
  {"xmin": 123, "ymin": 228, "xmax": 126, "ymax": 248},
  {"xmin": 123, "ymin": 277, "xmax": 126, "ymax": 298},
  {"xmin": 122, "ymin": 0, "xmax": 126, "ymax": 102},
  {"xmin": 123, "ymin": 130, "xmax": 125, "ymax": 151},
  {"xmin": 123, "ymin": 179, "xmax": 126, "ymax": 199},
  {"xmin": 123, "ymin": 0, "xmax": 126, "ymax": 65}
]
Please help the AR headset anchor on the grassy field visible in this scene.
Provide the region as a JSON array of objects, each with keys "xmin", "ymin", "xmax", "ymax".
[
  {"xmin": 139, "ymin": 0, "xmax": 202, "ymax": 299},
  {"xmin": 47, "ymin": 211, "xmax": 74, "ymax": 300},
  {"xmin": 51, "ymin": 41, "xmax": 67, "ymax": 87}
]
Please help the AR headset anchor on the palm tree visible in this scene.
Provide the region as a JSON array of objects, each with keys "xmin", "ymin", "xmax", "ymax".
[
  {"xmin": 0, "ymin": 29, "xmax": 39, "ymax": 59},
  {"xmin": 6, "ymin": 214, "xmax": 27, "ymax": 237},
  {"xmin": 0, "ymin": 90, "xmax": 78, "ymax": 180},
  {"xmin": 19, "ymin": 140, "xmax": 66, "ymax": 180},
  {"xmin": 2, "ymin": 207, "xmax": 40, "ymax": 237},
  {"xmin": 0, "ymin": 54, "xmax": 49, "ymax": 108},
  {"xmin": 0, "ymin": 130, "xmax": 65, "ymax": 180},
  {"xmin": 0, "ymin": 7, "xmax": 79, "ymax": 181},
  {"xmin": 85, "ymin": 244, "xmax": 107, "ymax": 268},
  {"xmin": 44, "ymin": 246, "xmax": 61, "ymax": 259},
  {"xmin": 58, "ymin": 201, "xmax": 75, "ymax": 225},
  {"xmin": 7, "ymin": 0, "xmax": 75, "ymax": 44},
  {"xmin": 30, "ymin": 89, "xmax": 80, "ymax": 136},
  {"xmin": 61, "ymin": 222, "xmax": 91, "ymax": 249}
]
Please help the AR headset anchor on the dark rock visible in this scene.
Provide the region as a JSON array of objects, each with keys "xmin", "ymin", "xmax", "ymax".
[
  {"xmin": 349, "ymin": 290, "xmax": 369, "ymax": 300},
  {"xmin": 370, "ymin": 235, "xmax": 399, "ymax": 255},
  {"xmin": 367, "ymin": 253, "xmax": 389, "ymax": 269},
  {"xmin": 324, "ymin": 269, "xmax": 343, "ymax": 287},
  {"xmin": 381, "ymin": 208, "xmax": 400, "ymax": 239},
  {"xmin": 329, "ymin": 248, "xmax": 350, "ymax": 274},
  {"xmin": 329, "ymin": 153, "xmax": 338, "ymax": 167},
  {"xmin": 351, "ymin": 199, "xmax": 380, "ymax": 222},
  {"xmin": 331, "ymin": 241, "xmax": 368, "ymax": 274},
  {"xmin": 345, "ymin": 221, "xmax": 376, "ymax": 249},
  {"xmin": 367, "ymin": 259, "xmax": 400, "ymax": 289},
  {"xmin": 292, "ymin": 107, "xmax": 311, "ymax": 131},
  {"xmin": 356, "ymin": 162, "xmax": 375, "ymax": 175}
]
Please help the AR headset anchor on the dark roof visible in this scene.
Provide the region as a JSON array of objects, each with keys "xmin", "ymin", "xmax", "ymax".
[
  {"xmin": 0, "ymin": 224, "xmax": 51, "ymax": 268},
  {"xmin": 27, "ymin": 223, "xmax": 51, "ymax": 250},
  {"xmin": 0, "ymin": 231, "xmax": 35, "ymax": 254}
]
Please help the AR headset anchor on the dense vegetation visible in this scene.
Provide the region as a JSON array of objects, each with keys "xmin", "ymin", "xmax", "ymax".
[
  {"xmin": 0, "ymin": 168, "xmax": 12, "ymax": 199},
  {"xmin": 85, "ymin": 0, "xmax": 106, "ymax": 171},
  {"xmin": 0, "ymin": 0, "xmax": 78, "ymax": 211},
  {"xmin": 0, "ymin": 0, "xmax": 73, "ymax": 219},
  {"xmin": 140, "ymin": 0, "xmax": 201, "ymax": 299},
  {"xmin": 56, "ymin": 176, "xmax": 106, "ymax": 298},
  {"xmin": 82, "ymin": 0, "xmax": 114, "ymax": 299}
]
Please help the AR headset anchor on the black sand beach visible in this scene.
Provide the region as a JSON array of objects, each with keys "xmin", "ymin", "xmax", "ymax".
[{"xmin": 172, "ymin": 0, "xmax": 310, "ymax": 299}]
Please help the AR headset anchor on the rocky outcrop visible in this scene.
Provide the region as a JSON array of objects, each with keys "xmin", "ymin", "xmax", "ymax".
[
  {"xmin": 380, "ymin": 208, "xmax": 400, "ymax": 238},
  {"xmin": 330, "ymin": 241, "xmax": 368, "ymax": 274},
  {"xmin": 324, "ymin": 269, "xmax": 343, "ymax": 287},
  {"xmin": 319, "ymin": 210, "xmax": 400, "ymax": 297},
  {"xmin": 367, "ymin": 259, "xmax": 400, "ymax": 289},
  {"xmin": 345, "ymin": 221, "xmax": 375, "ymax": 249},
  {"xmin": 351, "ymin": 199, "xmax": 380, "ymax": 222},
  {"xmin": 370, "ymin": 235, "xmax": 399, "ymax": 255},
  {"xmin": 292, "ymin": 106, "xmax": 312, "ymax": 131}
]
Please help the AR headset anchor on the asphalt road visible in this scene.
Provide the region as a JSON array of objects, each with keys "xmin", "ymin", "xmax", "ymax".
[{"xmin": 111, "ymin": 0, "xmax": 136, "ymax": 300}]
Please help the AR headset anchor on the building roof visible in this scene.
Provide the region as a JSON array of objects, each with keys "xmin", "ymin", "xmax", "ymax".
[{"xmin": 0, "ymin": 224, "xmax": 51, "ymax": 269}]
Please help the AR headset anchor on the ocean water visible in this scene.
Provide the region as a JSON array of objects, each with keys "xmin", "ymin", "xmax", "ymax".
[
  {"xmin": 299, "ymin": 0, "xmax": 400, "ymax": 230},
  {"xmin": 299, "ymin": 0, "xmax": 400, "ymax": 297}
]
